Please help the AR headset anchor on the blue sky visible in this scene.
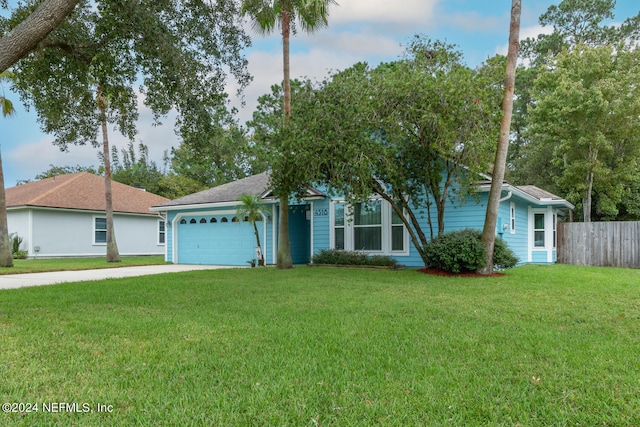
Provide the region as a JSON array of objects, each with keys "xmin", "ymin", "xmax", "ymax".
[{"xmin": 1, "ymin": 0, "xmax": 638, "ymax": 187}]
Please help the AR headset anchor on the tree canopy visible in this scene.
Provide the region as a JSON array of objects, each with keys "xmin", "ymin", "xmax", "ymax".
[
  {"xmin": 251, "ymin": 36, "xmax": 504, "ymax": 266},
  {"xmin": 528, "ymin": 44, "xmax": 640, "ymax": 222}
]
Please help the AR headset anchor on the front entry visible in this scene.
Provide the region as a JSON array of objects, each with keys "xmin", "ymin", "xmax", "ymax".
[{"xmin": 288, "ymin": 204, "xmax": 311, "ymax": 264}]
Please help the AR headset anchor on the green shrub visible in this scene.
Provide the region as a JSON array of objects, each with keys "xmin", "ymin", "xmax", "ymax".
[
  {"xmin": 425, "ymin": 229, "xmax": 518, "ymax": 273},
  {"xmin": 9, "ymin": 233, "xmax": 27, "ymax": 259},
  {"xmin": 311, "ymin": 249, "xmax": 397, "ymax": 267},
  {"xmin": 493, "ymin": 237, "xmax": 519, "ymax": 270}
]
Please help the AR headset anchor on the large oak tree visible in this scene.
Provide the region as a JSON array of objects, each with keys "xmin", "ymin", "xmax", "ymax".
[{"xmin": 4, "ymin": 0, "xmax": 251, "ymax": 261}]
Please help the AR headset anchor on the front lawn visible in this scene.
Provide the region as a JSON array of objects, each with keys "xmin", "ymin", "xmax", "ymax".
[
  {"xmin": 1, "ymin": 265, "xmax": 638, "ymax": 426},
  {"xmin": 0, "ymin": 256, "xmax": 166, "ymax": 275}
]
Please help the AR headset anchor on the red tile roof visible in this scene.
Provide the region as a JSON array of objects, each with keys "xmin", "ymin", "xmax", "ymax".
[{"xmin": 6, "ymin": 172, "xmax": 169, "ymax": 215}]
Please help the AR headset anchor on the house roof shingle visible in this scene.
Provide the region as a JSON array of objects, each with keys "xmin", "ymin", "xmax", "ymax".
[
  {"xmin": 154, "ymin": 172, "xmax": 272, "ymax": 208},
  {"xmin": 515, "ymin": 185, "xmax": 565, "ymax": 201},
  {"xmin": 6, "ymin": 172, "xmax": 169, "ymax": 215},
  {"xmin": 153, "ymin": 171, "xmax": 326, "ymax": 210}
]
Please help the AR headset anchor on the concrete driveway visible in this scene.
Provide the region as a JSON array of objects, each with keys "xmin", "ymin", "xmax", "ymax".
[{"xmin": 0, "ymin": 264, "xmax": 237, "ymax": 290}]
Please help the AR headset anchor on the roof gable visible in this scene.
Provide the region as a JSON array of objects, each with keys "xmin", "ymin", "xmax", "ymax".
[{"xmin": 6, "ymin": 172, "xmax": 169, "ymax": 215}]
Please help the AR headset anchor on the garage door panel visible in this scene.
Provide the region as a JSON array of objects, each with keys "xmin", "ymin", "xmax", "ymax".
[{"xmin": 177, "ymin": 216, "xmax": 257, "ymax": 265}]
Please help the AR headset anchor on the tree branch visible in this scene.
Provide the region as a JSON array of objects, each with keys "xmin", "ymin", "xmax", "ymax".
[{"xmin": 0, "ymin": 0, "xmax": 81, "ymax": 73}]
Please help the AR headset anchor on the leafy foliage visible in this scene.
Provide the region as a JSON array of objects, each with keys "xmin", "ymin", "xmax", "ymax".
[
  {"xmin": 9, "ymin": 232, "xmax": 27, "ymax": 259},
  {"xmin": 527, "ymin": 44, "xmax": 640, "ymax": 222},
  {"xmin": 3, "ymin": 0, "xmax": 251, "ymax": 150},
  {"xmin": 311, "ymin": 249, "xmax": 398, "ymax": 267},
  {"xmin": 265, "ymin": 36, "xmax": 504, "ymax": 267},
  {"xmin": 425, "ymin": 229, "xmax": 517, "ymax": 273}
]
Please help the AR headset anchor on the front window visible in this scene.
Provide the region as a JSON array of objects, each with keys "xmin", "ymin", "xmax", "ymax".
[
  {"xmin": 334, "ymin": 203, "xmax": 345, "ymax": 250},
  {"xmin": 353, "ymin": 201, "xmax": 382, "ymax": 251},
  {"xmin": 94, "ymin": 217, "xmax": 107, "ymax": 244},
  {"xmin": 391, "ymin": 209, "xmax": 404, "ymax": 251},
  {"xmin": 332, "ymin": 199, "xmax": 407, "ymax": 254},
  {"xmin": 534, "ymin": 213, "xmax": 545, "ymax": 247}
]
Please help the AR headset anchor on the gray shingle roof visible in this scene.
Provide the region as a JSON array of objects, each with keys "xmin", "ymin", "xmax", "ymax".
[
  {"xmin": 155, "ymin": 172, "xmax": 272, "ymax": 208},
  {"xmin": 516, "ymin": 185, "xmax": 564, "ymax": 201}
]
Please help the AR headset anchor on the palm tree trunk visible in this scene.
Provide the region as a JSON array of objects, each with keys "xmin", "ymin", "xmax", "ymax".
[
  {"xmin": 98, "ymin": 86, "xmax": 120, "ymax": 263},
  {"xmin": 0, "ymin": 149, "xmax": 13, "ymax": 267},
  {"xmin": 480, "ymin": 0, "xmax": 521, "ymax": 274},
  {"xmin": 277, "ymin": 8, "xmax": 293, "ymax": 268},
  {"xmin": 252, "ymin": 220, "xmax": 265, "ymax": 266}
]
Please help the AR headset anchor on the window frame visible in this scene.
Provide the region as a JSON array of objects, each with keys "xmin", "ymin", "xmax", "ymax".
[
  {"xmin": 533, "ymin": 212, "xmax": 546, "ymax": 248},
  {"xmin": 158, "ymin": 220, "xmax": 166, "ymax": 245},
  {"xmin": 510, "ymin": 202, "xmax": 516, "ymax": 234},
  {"xmin": 330, "ymin": 199, "xmax": 409, "ymax": 256},
  {"xmin": 93, "ymin": 216, "xmax": 107, "ymax": 245}
]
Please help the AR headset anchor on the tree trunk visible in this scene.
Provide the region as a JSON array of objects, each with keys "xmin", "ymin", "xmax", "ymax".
[
  {"xmin": 480, "ymin": 0, "xmax": 521, "ymax": 275},
  {"xmin": 583, "ymin": 170, "xmax": 594, "ymax": 222},
  {"xmin": 252, "ymin": 221, "xmax": 264, "ymax": 266},
  {"xmin": 0, "ymin": 0, "xmax": 81, "ymax": 73},
  {"xmin": 98, "ymin": 87, "xmax": 120, "ymax": 263},
  {"xmin": 0, "ymin": 149, "xmax": 13, "ymax": 267},
  {"xmin": 277, "ymin": 8, "xmax": 293, "ymax": 269}
]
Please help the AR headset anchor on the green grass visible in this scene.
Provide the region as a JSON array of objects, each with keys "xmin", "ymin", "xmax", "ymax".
[
  {"xmin": 0, "ymin": 256, "xmax": 166, "ymax": 275},
  {"xmin": 1, "ymin": 264, "xmax": 639, "ymax": 426}
]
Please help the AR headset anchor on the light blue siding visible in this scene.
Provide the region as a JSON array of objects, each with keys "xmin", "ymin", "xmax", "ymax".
[
  {"xmin": 531, "ymin": 251, "xmax": 549, "ymax": 263},
  {"xmin": 312, "ymin": 198, "xmax": 331, "ymax": 258},
  {"xmin": 498, "ymin": 198, "xmax": 529, "ymax": 265}
]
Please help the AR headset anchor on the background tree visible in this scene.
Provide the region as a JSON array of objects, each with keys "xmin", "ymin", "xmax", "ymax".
[
  {"xmin": 5, "ymin": 0, "xmax": 250, "ymax": 261},
  {"xmin": 528, "ymin": 44, "xmax": 640, "ymax": 222},
  {"xmin": 110, "ymin": 141, "xmax": 164, "ymax": 195},
  {"xmin": 0, "ymin": 69, "xmax": 15, "ymax": 267},
  {"xmin": 480, "ymin": 0, "xmax": 520, "ymax": 275},
  {"xmin": 171, "ymin": 122, "xmax": 265, "ymax": 189},
  {"xmin": 510, "ymin": 0, "xmax": 640, "ymax": 193},
  {"xmin": 241, "ymin": 0, "xmax": 337, "ymax": 269}
]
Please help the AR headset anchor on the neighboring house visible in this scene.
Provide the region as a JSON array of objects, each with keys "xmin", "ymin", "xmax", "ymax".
[
  {"xmin": 6, "ymin": 172, "xmax": 169, "ymax": 258},
  {"xmin": 151, "ymin": 171, "xmax": 574, "ymax": 267}
]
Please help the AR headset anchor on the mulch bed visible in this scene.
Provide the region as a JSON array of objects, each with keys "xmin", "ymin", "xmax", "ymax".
[{"xmin": 418, "ymin": 268, "xmax": 505, "ymax": 278}]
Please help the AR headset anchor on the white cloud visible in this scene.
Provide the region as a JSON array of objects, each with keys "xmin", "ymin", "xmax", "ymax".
[
  {"xmin": 6, "ymin": 137, "xmax": 100, "ymax": 182},
  {"xmin": 331, "ymin": 0, "xmax": 438, "ymax": 26}
]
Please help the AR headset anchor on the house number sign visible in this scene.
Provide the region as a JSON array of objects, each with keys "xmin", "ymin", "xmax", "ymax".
[{"xmin": 314, "ymin": 208, "xmax": 328, "ymax": 216}]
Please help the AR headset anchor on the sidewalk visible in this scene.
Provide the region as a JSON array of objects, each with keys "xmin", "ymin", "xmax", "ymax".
[{"xmin": 0, "ymin": 264, "xmax": 235, "ymax": 290}]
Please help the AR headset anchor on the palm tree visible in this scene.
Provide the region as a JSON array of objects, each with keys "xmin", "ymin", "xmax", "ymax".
[
  {"xmin": 0, "ymin": 70, "xmax": 17, "ymax": 267},
  {"xmin": 241, "ymin": 0, "xmax": 337, "ymax": 268},
  {"xmin": 236, "ymin": 194, "xmax": 268, "ymax": 266},
  {"xmin": 97, "ymin": 85, "xmax": 121, "ymax": 263}
]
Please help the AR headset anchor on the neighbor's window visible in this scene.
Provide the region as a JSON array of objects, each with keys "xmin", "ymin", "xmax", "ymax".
[
  {"xmin": 94, "ymin": 217, "xmax": 107, "ymax": 244},
  {"xmin": 353, "ymin": 201, "xmax": 382, "ymax": 251},
  {"xmin": 334, "ymin": 203, "xmax": 345, "ymax": 250},
  {"xmin": 534, "ymin": 213, "xmax": 545, "ymax": 247},
  {"xmin": 158, "ymin": 220, "xmax": 166, "ymax": 245}
]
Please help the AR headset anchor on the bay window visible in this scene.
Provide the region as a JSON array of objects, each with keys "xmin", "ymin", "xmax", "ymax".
[{"xmin": 331, "ymin": 199, "xmax": 407, "ymax": 255}]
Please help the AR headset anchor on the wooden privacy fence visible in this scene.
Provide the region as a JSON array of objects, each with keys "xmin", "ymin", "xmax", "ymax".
[{"xmin": 557, "ymin": 221, "xmax": 640, "ymax": 268}]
